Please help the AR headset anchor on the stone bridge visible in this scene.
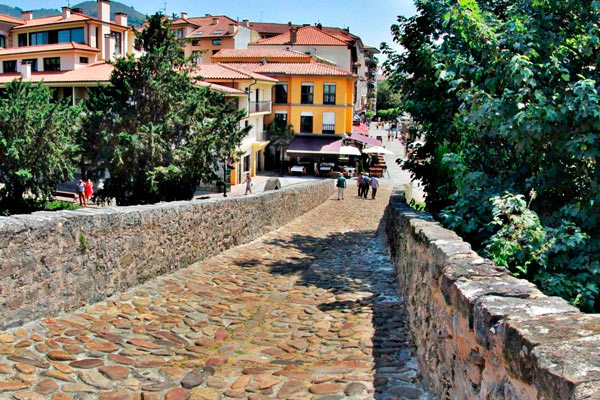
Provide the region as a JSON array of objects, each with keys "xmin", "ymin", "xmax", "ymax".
[{"xmin": 0, "ymin": 177, "xmax": 599, "ymax": 400}]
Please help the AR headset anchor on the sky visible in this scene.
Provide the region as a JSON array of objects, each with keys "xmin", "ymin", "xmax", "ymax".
[{"xmin": 9, "ymin": 0, "xmax": 417, "ymax": 55}]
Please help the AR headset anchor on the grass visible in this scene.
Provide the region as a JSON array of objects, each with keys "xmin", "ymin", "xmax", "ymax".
[{"xmin": 0, "ymin": 199, "xmax": 80, "ymax": 216}]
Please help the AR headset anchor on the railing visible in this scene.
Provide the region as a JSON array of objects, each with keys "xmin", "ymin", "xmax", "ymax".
[
  {"xmin": 248, "ymin": 100, "xmax": 272, "ymax": 114},
  {"xmin": 322, "ymin": 124, "xmax": 336, "ymax": 134}
]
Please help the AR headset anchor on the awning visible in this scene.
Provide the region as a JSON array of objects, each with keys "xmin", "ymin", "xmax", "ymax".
[
  {"xmin": 352, "ymin": 123, "xmax": 370, "ymax": 136},
  {"xmin": 349, "ymin": 132, "xmax": 382, "ymax": 147},
  {"xmin": 286, "ymin": 136, "xmax": 343, "ymax": 155}
]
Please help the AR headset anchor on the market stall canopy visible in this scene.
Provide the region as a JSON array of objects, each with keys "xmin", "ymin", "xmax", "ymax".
[
  {"xmin": 286, "ymin": 136, "xmax": 343, "ymax": 155},
  {"xmin": 362, "ymin": 146, "xmax": 395, "ymax": 155},
  {"xmin": 339, "ymin": 145, "xmax": 361, "ymax": 156},
  {"xmin": 352, "ymin": 123, "xmax": 370, "ymax": 136},
  {"xmin": 349, "ymin": 132, "xmax": 382, "ymax": 147}
]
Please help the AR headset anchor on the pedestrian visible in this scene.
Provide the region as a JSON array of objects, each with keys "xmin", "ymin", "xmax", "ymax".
[
  {"xmin": 85, "ymin": 178, "xmax": 94, "ymax": 204},
  {"xmin": 244, "ymin": 173, "xmax": 253, "ymax": 195},
  {"xmin": 76, "ymin": 179, "xmax": 86, "ymax": 206},
  {"xmin": 362, "ymin": 174, "xmax": 371, "ymax": 199},
  {"xmin": 387, "ymin": 129, "xmax": 391, "ymax": 141},
  {"xmin": 370, "ymin": 174, "xmax": 380, "ymax": 199},
  {"xmin": 357, "ymin": 175, "xmax": 362, "ymax": 197},
  {"xmin": 97, "ymin": 178, "xmax": 104, "ymax": 191},
  {"xmin": 391, "ymin": 122, "xmax": 398, "ymax": 139},
  {"xmin": 336, "ymin": 174, "xmax": 346, "ymax": 200}
]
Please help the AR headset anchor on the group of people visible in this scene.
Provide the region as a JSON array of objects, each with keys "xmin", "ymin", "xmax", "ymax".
[
  {"xmin": 76, "ymin": 178, "xmax": 103, "ymax": 207},
  {"xmin": 336, "ymin": 173, "xmax": 380, "ymax": 200}
]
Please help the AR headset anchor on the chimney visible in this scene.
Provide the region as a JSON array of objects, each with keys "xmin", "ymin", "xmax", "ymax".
[
  {"xmin": 62, "ymin": 7, "xmax": 71, "ymax": 19},
  {"xmin": 21, "ymin": 10, "xmax": 33, "ymax": 20},
  {"xmin": 289, "ymin": 27, "xmax": 298, "ymax": 44},
  {"xmin": 21, "ymin": 61, "xmax": 32, "ymax": 80},
  {"xmin": 71, "ymin": 7, "xmax": 83, "ymax": 13},
  {"xmin": 97, "ymin": 0, "xmax": 110, "ymax": 23},
  {"xmin": 205, "ymin": 13, "xmax": 211, "ymax": 17},
  {"xmin": 211, "ymin": 17, "xmax": 219, "ymax": 25},
  {"xmin": 241, "ymin": 19, "xmax": 249, "ymax": 27},
  {"xmin": 316, "ymin": 23, "xmax": 322, "ymax": 30},
  {"xmin": 180, "ymin": 12, "xmax": 187, "ymax": 19},
  {"xmin": 115, "ymin": 12, "xmax": 127, "ymax": 26}
]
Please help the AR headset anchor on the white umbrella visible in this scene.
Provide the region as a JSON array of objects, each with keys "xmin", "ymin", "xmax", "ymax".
[
  {"xmin": 362, "ymin": 146, "xmax": 395, "ymax": 155},
  {"xmin": 339, "ymin": 145, "xmax": 361, "ymax": 156}
]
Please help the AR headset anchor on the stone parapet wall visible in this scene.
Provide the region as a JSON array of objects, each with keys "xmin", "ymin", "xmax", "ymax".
[
  {"xmin": 386, "ymin": 188, "xmax": 600, "ymax": 400},
  {"xmin": 0, "ymin": 180, "xmax": 334, "ymax": 329}
]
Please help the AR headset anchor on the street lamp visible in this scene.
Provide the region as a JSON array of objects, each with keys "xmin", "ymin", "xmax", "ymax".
[{"xmin": 223, "ymin": 158, "xmax": 227, "ymax": 197}]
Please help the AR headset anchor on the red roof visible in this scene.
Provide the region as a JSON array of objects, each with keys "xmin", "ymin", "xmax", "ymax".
[
  {"xmin": 0, "ymin": 42, "xmax": 99, "ymax": 57},
  {"xmin": 0, "ymin": 62, "xmax": 113, "ymax": 85},
  {"xmin": 212, "ymin": 48, "xmax": 312, "ymax": 60},
  {"xmin": 253, "ymin": 26, "xmax": 348, "ymax": 46},
  {"xmin": 249, "ymin": 22, "xmax": 360, "ymax": 43},
  {"xmin": 196, "ymin": 81, "xmax": 246, "ymax": 95},
  {"xmin": 0, "ymin": 13, "xmax": 24, "ymax": 24},
  {"xmin": 193, "ymin": 64, "xmax": 278, "ymax": 82},
  {"xmin": 220, "ymin": 62, "xmax": 355, "ymax": 77},
  {"xmin": 12, "ymin": 12, "xmax": 128, "ymax": 30}
]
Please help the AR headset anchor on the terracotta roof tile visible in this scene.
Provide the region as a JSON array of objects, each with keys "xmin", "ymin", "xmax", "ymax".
[
  {"xmin": 196, "ymin": 81, "xmax": 246, "ymax": 95},
  {"xmin": 0, "ymin": 13, "xmax": 24, "ymax": 24},
  {"xmin": 12, "ymin": 12, "xmax": 128, "ymax": 30},
  {"xmin": 172, "ymin": 15, "xmax": 239, "ymax": 38},
  {"xmin": 0, "ymin": 42, "xmax": 100, "ymax": 56},
  {"xmin": 253, "ymin": 26, "xmax": 348, "ymax": 46},
  {"xmin": 249, "ymin": 22, "xmax": 360, "ymax": 43},
  {"xmin": 212, "ymin": 48, "xmax": 312, "ymax": 60},
  {"xmin": 0, "ymin": 62, "xmax": 113, "ymax": 85},
  {"xmin": 193, "ymin": 63, "xmax": 278, "ymax": 82},
  {"xmin": 220, "ymin": 62, "xmax": 355, "ymax": 77}
]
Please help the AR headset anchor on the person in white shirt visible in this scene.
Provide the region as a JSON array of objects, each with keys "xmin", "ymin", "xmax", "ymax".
[{"xmin": 370, "ymin": 175, "xmax": 380, "ymax": 199}]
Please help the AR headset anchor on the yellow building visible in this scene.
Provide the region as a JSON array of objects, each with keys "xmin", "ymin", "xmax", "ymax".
[{"xmin": 212, "ymin": 49, "xmax": 356, "ymax": 136}]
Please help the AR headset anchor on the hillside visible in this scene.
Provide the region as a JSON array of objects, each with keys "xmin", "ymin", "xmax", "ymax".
[{"xmin": 0, "ymin": 1, "xmax": 146, "ymax": 25}]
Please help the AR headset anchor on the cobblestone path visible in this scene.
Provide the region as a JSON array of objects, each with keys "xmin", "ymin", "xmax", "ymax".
[{"xmin": 0, "ymin": 185, "xmax": 432, "ymax": 400}]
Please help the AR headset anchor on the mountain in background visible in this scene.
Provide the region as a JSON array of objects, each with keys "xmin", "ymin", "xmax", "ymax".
[{"xmin": 0, "ymin": 1, "xmax": 146, "ymax": 25}]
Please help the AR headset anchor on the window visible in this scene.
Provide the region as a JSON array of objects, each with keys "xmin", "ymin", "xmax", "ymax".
[
  {"xmin": 212, "ymin": 49, "xmax": 219, "ymax": 55},
  {"xmin": 301, "ymin": 83, "xmax": 313, "ymax": 104},
  {"xmin": 79, "ymin": 56, "xmax": 89, "ymax": 64},
  {"xmin": 213, "ymin": 30, "xmax": 224, "ymax": 34},
  {"xmin": 175, "ymin": 29, "xmax": 184, "ymax": 38},
  {"xmin": 274, "ymin": 83, "xmax": 288, "ymax": 103},
  {"xmin": 70, "ymin": 28, "xmax": 84, "ymax": 43},
  {"xmin": 29, "ymin": 31, "xmax": 49, "ymax": 45},
  {"xmin": 212, "ymin": 39, "xmax": 221, "ymax": 45},
  {"xmin": 0, "ymin": 35, "xmax": 5, "ymax": 48},
  {"xmin": 243, "ymin": 155, "xmax": 251, "ymax": 172},
  {"xmin": 22, "ymin": 59, "xmax": 38, "ymax": 72},
  {"xmin": 300, "ymin": 113, "xmax": 313, "ymax": 133},
  {"xmin": 322, "ymin": 112, "xmax": 336, "ymax": 133},
  {"xmin": 192, "ymin": 51, "xmax": 202, "ymax": 64},
  {"xmin": 111, "ymin": 31, "xmax": 122, "ymax": 55},
  {"xmin": 43, "ymin": 57, "xmax": 60, "ymax": 71},
  {"xmin": 323, "ymin": 84, "xmax": 336, "ymax": 105},
  {"xmin": 18, "ymin": 33, "xmax": 27, "ymax": 47},
  {"xmin": 2, "ymin": 60, "xmax": 16, "ymax": 73},
  {"xmin": 274, "ymin": 112, "xmax": 287, "ymax": 128},
  {"xmin": 192, "ymin": 40, "xmax": 200, "ymax": 46}
]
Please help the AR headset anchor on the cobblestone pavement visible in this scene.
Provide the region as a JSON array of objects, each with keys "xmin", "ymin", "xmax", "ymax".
[{"xmin": 0, "ymin": 186, "xmax": 433, "ymax": 400}]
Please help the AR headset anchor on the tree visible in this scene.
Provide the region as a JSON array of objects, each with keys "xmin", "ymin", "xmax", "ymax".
[
  {"xmin": 81, "ymin": 13, "xmax": 249, "ymax": 205},
  {"xmin": 0, "ymin": 81, "xmax": 80, "ymax": 213},
  {"xmin": 375, "ymin": 79, "xmax": 402, "ymax": 112},
  {"xmin": 268, "ymin": 121, "xmax": 295, "ymax": 176},
  {"xmin": 384, "ymin": 0, "xmax": 600, "ymax": 311}
]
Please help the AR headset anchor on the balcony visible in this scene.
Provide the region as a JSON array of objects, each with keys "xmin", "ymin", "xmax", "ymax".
[
  {"xmin": 322, "ymin": 124, "xmax": 336, "ymax": 134},
  {"xmin": 248, "ymin": 100, "xmax": 272, "ymax": 114}
]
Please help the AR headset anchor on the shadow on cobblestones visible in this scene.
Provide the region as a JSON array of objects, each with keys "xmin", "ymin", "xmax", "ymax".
[{"xmin": 235, "ymin": 210, "xmax": 431, "ymax": 399}]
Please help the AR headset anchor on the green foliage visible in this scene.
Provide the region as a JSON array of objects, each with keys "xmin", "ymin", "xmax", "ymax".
[
  {"xmin": 268, "ymin": 121, "xmax": 295, "ymax": 176},
  {"xmin": 376, "ymin": 79, "xmax": 403, "ymax": 111},
  {"xmin": 0, "ymin": 81, "xmax": 81, "ymax": 213},
  {"xmin": 81, "ymin": 13, "xmax": 249, "ymax": 205},
  {"xmin": 384, "ymin": 0, "xmax": 600, "ymax": 311}
]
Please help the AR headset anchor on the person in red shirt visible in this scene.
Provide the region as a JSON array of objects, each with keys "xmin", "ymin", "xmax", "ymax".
[{"xmin": 85, "ymin": 179, "xmax": 94, "ymax": 205}]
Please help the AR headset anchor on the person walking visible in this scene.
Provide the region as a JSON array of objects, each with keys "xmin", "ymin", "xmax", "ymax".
[
  {"xmin": 370, "ymin": 174, "xmax": 380, "ymax": 199},
  {"xmin": 356, "ymin": 175, "xmax": 362, "ymax": 197},
  {"xmin": 244, "ymin": 173, "xmax": 253, "ymax": 195},
  {"xmin": 85, "ymin": 179, "xmax": 94, "ymax": 205},
  {"xmin": 362, "ymin": 174, "xmax": 371, "ymax": 199},
  {"xmin": 336, "ymin": 175, "xmax": 346, "ymax": 200},
  {"xmin": 76, "ymin": 179, "xmax": 86, "ymax": 206}
]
